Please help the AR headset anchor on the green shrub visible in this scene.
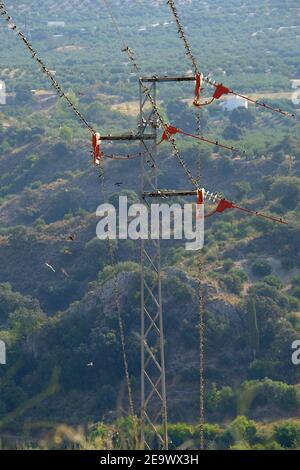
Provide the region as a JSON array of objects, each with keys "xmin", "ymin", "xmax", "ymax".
[
  {"xmin": 253, "ymin": 441, "xmax": 284, "ymax": 450},
  {"xmin": 217, "ymin": 156, "xmax": 236, "ymax": 174},
  {"xmin": 168, "ymin": 423, "xmax": 194, "ymax": 448},
  {"xmin": 239, "ymin": 379, "xmax": 300, "ymax": 413},
  {"xmin": 291, "ymin": 275, "xmax": 300, "ymax": 288},
  {"xmin": 203, "ymin": 424, "xmax": 222, "ymax": 444},
  {"xmin": 291, "ymin": 287, "xmax": 300, "ymax": 300},
  {"xmin": 99, "ymin": 262, "xmax": 140, "ymax": 284},
  {"xmin": 263, "ymin": 275, "xmax": 283, "ymax": 289},
  {"xmin": 222, "ymin": 273, "xmax": 243, "ymax": 294},
  {"xmin": 274, "ymin": 422, "xmax": 300, "ymax": 449},
  {"xmin": 251, "ymin": 260, "xmax": 272, "ymax": 277},
  {"xmin": 113, "ymin": 417, "xmax": 140, "ymax": 450},
  {"xmin": 223, "ymin": 260, "xmax": 234, "ymax": 273},
  {"xmin": 206, "ymin": 383, "xmax": 235, "ymax": 414},
  {"xmin": 230, "ymin": 268, "xmax": 248, "ymax": 282},
  {"xmin": 269, "ymin": 177, "xmax": 300, "ymax": 210},
  {"xmin": 221, "ymin": 416, "xmax": 257, "ymax": 448},
  {"xmin": 232, "ymin": 181, "xmax": 251, "ymax": 199}
]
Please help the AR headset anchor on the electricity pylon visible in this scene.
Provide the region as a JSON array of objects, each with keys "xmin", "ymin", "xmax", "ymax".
[
  {"xmin": 139, "ymin": 77, "xmax": 168, "ymax": 450},
  {"xmin": 102, "ymin": 75, "xmax": 196, "ymax": 450}
]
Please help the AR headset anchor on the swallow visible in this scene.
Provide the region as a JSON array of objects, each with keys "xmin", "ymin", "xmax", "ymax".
[
  {"xmin": 61, "ymin": 268, "xmax": 69, "ymax": 277},
  {"xmin": 45, "ymin": 263, "xmax": 55, "ymax": 273}
]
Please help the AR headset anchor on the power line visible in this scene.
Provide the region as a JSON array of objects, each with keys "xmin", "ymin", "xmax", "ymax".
[
  {"xmin": 166, "ymin": 0, "xmax": 295, "ymax": 118},
  {"xmin": 159, "ymin": 125, "xmax": 244, "ymax": 153},
  {"xmin": 98, "ymin": 158, "xmax": 135, "ymax": 419},
  {"xmin": 102, "ymin": 0, "xmax": 201, "ymax": 189},
  {"xmin": 102, "ymin": 0, "xmax": 244, "ymax": 188},
  {"xmin": 198, "ymin": 255, "xmax": 205, "ymax": 450},
  {"xmin": 1, "ymin": 0, "xmax": 135, "ymax": 421},
  {"xmin": 0, "ymin": 2, "xmax": 95, "ymax": 133},
  {"xmin": 195, "ymin": 112, "xmax": 205, "ymax": 451}
]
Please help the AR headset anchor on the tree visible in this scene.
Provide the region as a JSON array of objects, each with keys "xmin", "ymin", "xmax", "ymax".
[
  {"xmin": 222, "ymin": 125, "xmax": 243, "ymax": 141},
  {"xmin": 44, "ymin": 188, "xmax": 85, "ymax": 223},
  {"xmin": 275, "ymin": 422, "xmax": 300, "ymax": 449},
  {"xmin": 230, "ymin": 108, "xmax": 255, "ymax": 127},
  {"xmin": 269, "ymin": 177, "xmax": 300, "ymax": 210},
  {"xmin": 247, "ymin": 297, "xmax": 260, "ymax": 358},
  {"xmin": 9, "ymin": 307, "xmax": 46, "ymax": 342},
  {"xmin": 1, "ymin": 381, "xmax": 28, "ymax": 412},
  {"xmin": 251, "ymin": 260, "xmax": 272, "ymax": 277},
  {"xmin": 222, "ymin": 273, "xmax": 243, "ymax": 294},
  {"xmin": 206, "ymin": 384, "xmax": 235, "ymax": 415},
  {"xmin": 222, "ymin": 416, "xmax": 257, "ymax": 448},
  {"xmin": 263, "ymin": 275, "xmax": 283, "ymax": 289},
  {"xmin": 223, "ymin": 259, "xmax": 234, "ymax": 272},
  {"xmin": 59, "ymin": 125, "xmax": 73, "ymax": 145},
  {"xmin": 168, "ymin": 423, "xmax": 194, "ymax": 448},
  {"xmin": 272, "ymin": 150, "xmax": 285, "ymax": 164},
  {"xmin": 50, "ymin": 142, "xmax": 72, "ymax": 158},
  {"xmin": 291, "ymin": 275, "xmax": 300, "ymax": 288},
  {"xmin": 217, "ymin": 156, "xmax": 235, "ymax": 175},
  {"xmin": 232, "ymin": 181, "xmax": 251, "ymax": 200},
  {"xmin": 14, "ymin": 85, "xmax": 33, "ymax": 104}
]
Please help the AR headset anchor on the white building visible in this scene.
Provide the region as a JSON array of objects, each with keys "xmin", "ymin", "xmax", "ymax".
[
  {"xmin": 0, "ymin": 340, "xmax": 6, "ymax": 365},
  {"xmin": 0, "ymin": 80, "xmax": 6, "ymax": 105},
  {"xmin": 47, "ymin": 21, "xmax": 65, "ymax": 28},
  {"xmin": 221, "ymin": 96, "xmax": 248, "ymax": 111}
]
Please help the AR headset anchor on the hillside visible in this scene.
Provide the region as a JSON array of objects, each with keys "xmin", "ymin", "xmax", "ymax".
[{"xmin": 0, "ymin": 0, "xmax": 300, "ymax": 450}]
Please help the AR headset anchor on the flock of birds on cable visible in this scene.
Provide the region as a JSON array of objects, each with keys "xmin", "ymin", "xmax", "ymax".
[
  {"xmin": 0, "ymin": 3, "xmax": 297, "ymax": 444},
  {"xmin": 0, "ymin": 0, "xmax": 296, "ymax": 400},
  {"xmin": 1, "ymin": 1, "xmax": 296, "ymax": 280},
  {"xmin": 0, "ymin": 1, "xmax": 294, "ymax": 222}
]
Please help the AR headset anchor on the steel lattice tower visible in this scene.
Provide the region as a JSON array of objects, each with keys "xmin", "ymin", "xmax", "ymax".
[
  {"xmin": 101, "ymin": 75, "xmax": 200, "ymax": 450},
  {"xmin": 139, "ymin": 78, "xmax": 168, "ymax": 450}
]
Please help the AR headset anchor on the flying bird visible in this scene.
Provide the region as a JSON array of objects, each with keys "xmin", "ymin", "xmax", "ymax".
[
  {"xmin": 61, "ymin": 268, "xmax": 69, "ymax": 278},
  {"xmin": 45, "ymin": 263, "xmax": 56, "ymax": 273}
]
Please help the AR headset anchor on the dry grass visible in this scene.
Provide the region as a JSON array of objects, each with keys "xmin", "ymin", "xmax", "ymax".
[
  {"xmin": 111, "ymin": 101, "xmax": 142, "ymax": 117},
  {"xmin": 111, "ymin": 100, "xmax": 162, "ymax": 116}
]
